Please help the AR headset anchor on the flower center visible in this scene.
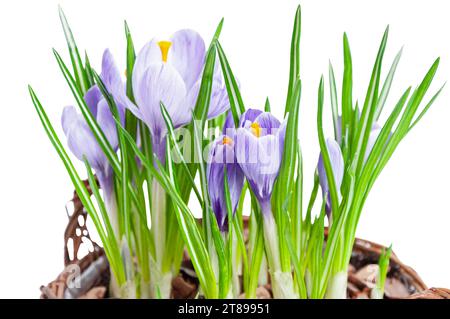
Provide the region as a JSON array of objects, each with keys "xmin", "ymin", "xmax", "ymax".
[
  {"xmin": 158, "ymin": 41, "xmax": 172, "ymax": 62},
  {"xmin": 222, "ymin": 136, "xmax": 233, "ymax": 145},
  {"xmin": 250, "ymin": 122, "xmax": 262, "ymax": 137}
]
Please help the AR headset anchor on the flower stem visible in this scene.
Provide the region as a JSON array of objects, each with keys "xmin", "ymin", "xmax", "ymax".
[
  {"xmin": 260, "ymin": 200, "xmax": 298, "ymax": 299},
  {"xmin": 151, "ymin": 179, "xmax": 167, "ymax": 267}
]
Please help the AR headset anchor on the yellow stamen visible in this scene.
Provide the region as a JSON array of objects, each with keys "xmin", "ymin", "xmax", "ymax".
[
  {"xmin": 158, "ymin": 41, "xmax": 172, "ymax": 62},
  {"xmin": 222, "ymin": 136, "xmax": 233, "ymax": 145},
  {"xmin": 250, "ymin": 122, "xmax": 262, "ymax": 137}
]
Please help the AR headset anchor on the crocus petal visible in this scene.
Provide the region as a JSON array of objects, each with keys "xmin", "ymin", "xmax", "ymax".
[
  {"xmin": 84, "ymin": 86, "xmax": 102, "ymax": 117},
  {"xmin": 133, "ymin": 62, "xmax": 188, "ymax": 142},
  {"xmin": 62, "ymin": 106, "xmax": 107, "ymax": 172},
  {"xmin": 222, "ymin": 111, "xmax": 235, "ymax": 135},
  {"xmin": 235, "ymin": 128, "xmax": 282, "ymax": 203},
  {"xmin": 101, "ymin": 49, "xmax": 124, "ymax": 97},
  {"xmin": 61, "ymin": 105, "xmax": 79, "ymax": 136},
  {"xmin": 223, "ymin": 108, "xmax": 263, "ymax": 138},
  {"xmin": 277, "ymin": 120, "xmax": 287, "ymax": 154},
  {"xmin": 97, "ymin": 99, "xmax": 119, "ymax": 150},
  {"xmin": 317, "ymin": 138, "xmax": 344, "ymax": 215},
  {"xmin": 254, "ymin": 112, "xmax": 282, "ymax": 135},
  {"xmin": 132, "ymin": 39, "xmax": 162, "ymax": 93},
  {"xmin": 207, "ymin": 81, "xmax": 230, "ymax": 119},
  {"xmin": 227, "ymin": 160, "xmax": 245, "ymax": 213},
  {"xmin": 169, "ymin": 29, "xmax": 206, "ymax": 91},
  {"xmin": 239, "ymin": 108, "xmax": 263, "ymax": 128},
  {"xmin": 185, "ymin": 77, "xmax": 230, "ymax": 120},
  {"xmin": 207, "ymin": 136, "xmax": 244, "ymax": 231},
  {"xmin": 364, "ymin": 123, "xmax": 382, "ymax": 163}
]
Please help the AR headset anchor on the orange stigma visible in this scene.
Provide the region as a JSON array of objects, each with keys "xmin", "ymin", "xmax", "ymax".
[
  {"xmin": 250, "ymin": 122, "xmax": 262, "ymax": 137},
  {"xmin": 222, "ymin": 136, "xmax": 233, "ymax": 145},
  {"xmin": 158, "ymin": 41, "xmax": 172, "ymax": 62}
]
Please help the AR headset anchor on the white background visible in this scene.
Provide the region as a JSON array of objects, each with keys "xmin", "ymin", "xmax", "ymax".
[{"xmin": 0, "ymin": 0, "xmax": 449, "ymax": 298}]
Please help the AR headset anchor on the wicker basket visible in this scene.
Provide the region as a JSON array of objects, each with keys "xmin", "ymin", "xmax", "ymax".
[{"xmin": 40, "ymin": 188, "xmax": 447, "ymax": 299}]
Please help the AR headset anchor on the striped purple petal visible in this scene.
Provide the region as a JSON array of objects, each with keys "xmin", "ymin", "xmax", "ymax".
[
  {"xmin": 317, "ymin": 138, "xmax": 344, "ymax": 216},
  {"xmin": 207, "ymin": 136, "xmax": 244, "ymax": 232}
]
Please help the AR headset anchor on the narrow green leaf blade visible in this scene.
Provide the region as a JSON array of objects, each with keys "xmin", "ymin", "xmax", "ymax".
[
  {"xmin": 217, "ymin": 41, "xmax": 245, "ymax": 126},
  {"xmin": 285, "ymin": 5, "xmax": 301, "ymax": 115},
  {"xmin": 58, "ymin": 6, "xmax": 89, "ymax": 94}
]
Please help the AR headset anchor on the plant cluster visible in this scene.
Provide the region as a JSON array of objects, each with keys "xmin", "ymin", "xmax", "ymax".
[{"xmin": 30, "ymin": 5, "xmax": 442, "ymax": 299}]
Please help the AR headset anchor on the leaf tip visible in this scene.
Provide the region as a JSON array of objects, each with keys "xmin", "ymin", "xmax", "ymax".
[{"xmin": 124, "ymin": 20, "xmax": 131, "ymax": 34}]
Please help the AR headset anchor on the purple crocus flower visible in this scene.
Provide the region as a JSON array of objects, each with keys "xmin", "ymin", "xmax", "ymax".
[
  {"xmin": 317, "ymin": 139, "xmax": 344, "ymax": 216},
  {"xmin": 207, "ymin": 135, "xmax": 244, "ymax": 232},
  {"xmin": 318, "ymin": 122, "xmax": 383, "ymax": 216},
  {"xmin": 234, "ymin": 109, "xmax": 286, "ymax": 215},
  {"xmin": 111, "ymin": 29, "xmax": 230, "ymax": 163},
  {"xmin": 364, "ymin": 123, "xmax": 382, "ymax": 163},
  {"xmin": 61, "ymin": 50, "xmax": 125, "ymax": 194}
]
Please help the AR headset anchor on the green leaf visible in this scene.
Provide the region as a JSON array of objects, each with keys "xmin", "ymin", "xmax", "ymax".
[
  {"xmin": 377, "ymin": 245, "xmax": 392, "ymax": 291},
  {"xmin": 408, "ymin": 83, "xmax": 445, "ymax": 132},
  {"xmin": 223, "ymin": 165, "xmax": 235, "ymax": 296},
  {"xmin": 187, "ymin": 20, "xmax": 224, "ymax": 248},
  {"xmin": 353, "ymin": 26, "xmax": 389, "ymax": 177},
  {"xmin": 344, "ymin": 88, "xmax": 412, "ymax": 259},
  {"xmin": 217, "ymin": 41, "xmax": 246, "ymax": 126},
  {"xmin": 275, "ymin": 79, "xmax": 301, "ymax": 204},
  {"xmin": 370, "ymin": 58, "xmax": 440, "ymax": 186},
  {"xmin": 116, "ymin": 119, "xmax": 218, "ymax": 298},
  {"xmin": 273, "ymin": 78, "xmax": 301, "ymax": 272},
  {"xmin": 58, "ymin": 6, "xmax": 89, "ymax": 95},
  {"xmin": 317, "ymin": 76, "xmax": 339, "ymax": 217},
  {"xmin": 124, "ymin": 21, "xmax": 139, "ymax": 144},
  {"xmin": 55, "ymin": 50, "xmax": 144, "ymax": 215},
  {"xmin": 293, "ymin": 147, "xmax": 303, "ymax": 257},
  {"xmin": 53, "ymin": 49, "xmax": 120, "ymax": 172},
  {"xmin": 285, "ymin": 228, "xmax": 307, "ymax": 298},
  {"xmin": 341, "ymin": 33, "xmax": 353, "ymax": 145},
  {"xmin": 209, "ymin": 207, "xmax": 228, "ymax": 298},
  {"xmin": 233, "ymin": 211, "xmax": 249, "ymax": 291},
  {"xmin": 84, "ymin": 52, "xmax": 95, "ymax": 88},
  {"xmin": 160, "ymin": 102, "xmax": 203, "ymax": 204},
  {"xmin": 124, "ymin": 20, "xmax": 136, "ymax": 102},
  {"xmin": 192, "ymin": 21, "xmax": 221, "ymax": 124},
  {"xmin": 91, "ymin": 70, "xmax": 145, "ymax": 215},
  {"xmin": 285, "ymin": 5, "xmax": 301, "ymax": 115},
  {"xmin": 29, "ymin": 86, "xmax": 126, "ymax": 285},
  {"xmin": 264, "ymin": 97, "xmax": 271, "ymax": 112},
  {"xmin": 246, "ymin": 209, "xmax": 264, "ymax": 298},
  {"xmin": 328, "ymin": 61, "xmax": 340, "ymax": 142},
  {"xmin": 374, "ymin": 48, "xmax": 403, "ymax": 120},
  {"xmin": 83, "ymin": 158, "xmax": 117, "ymax": 248},
  {"xmin": 320, "ymin": 168, "xmax": 356, "ymax": 297}
]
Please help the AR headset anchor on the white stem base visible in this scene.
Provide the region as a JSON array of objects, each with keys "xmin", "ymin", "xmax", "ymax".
[
  {"xmin": 151, "ymin": 180, "xmax": 167, "ymax": 263},
  {"xmin": 152, "ymin": 272, "xmax": 173, "ymax": 299},
  {"xmin": 109, "ymin": 274, "xmax": 136, "ymax": 298},
  {"xmin": 305, "ymin": 268, "xmax": 312, "ymax": 298},
  {"xmin": 271, "ymin": 271, "xmax": 298, "ymax": 299},
  {"xmin": 262, "ymin": 213, "xmax": 281, "ymax": 271},
  {"xmin": 325, "ymin": 271, "xmax": 348, "ymax": 299},
  {"xmin": 140, "ymin": 280, "xmax": 151, "ymax": 299},
  {"xmin": 370, "ymin": 287, "xmax": 384, "ymax": 299},
  {"xmin": 258, "ymin": 256, "xmax": 268, "ymax": 286}
]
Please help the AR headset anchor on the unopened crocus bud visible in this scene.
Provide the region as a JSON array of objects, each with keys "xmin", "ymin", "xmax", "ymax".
[
  {"xmin": 317, "ymin": 138, "xmax": 344, "ymax": 216},
  {"xmin": 234, "ymin": 109, "xmax": 286, "ymax": 216},
  {"xmin": 207, "ymin": 135, "xmax": 244, "ymax": 232}
]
